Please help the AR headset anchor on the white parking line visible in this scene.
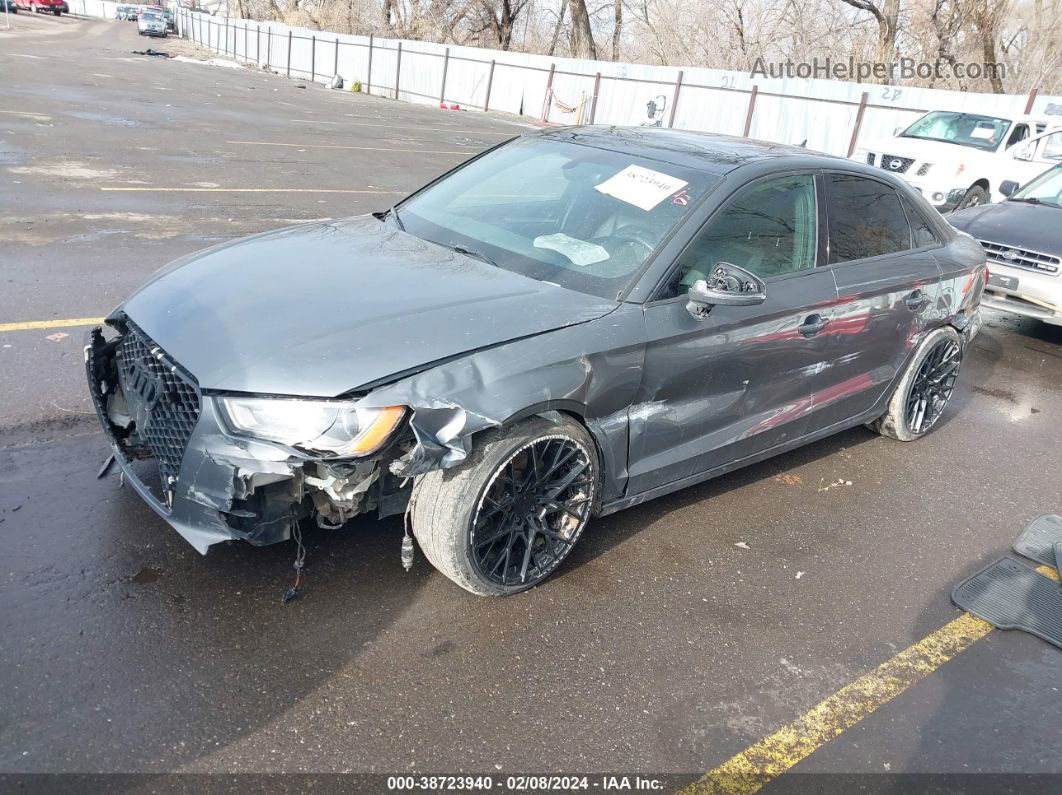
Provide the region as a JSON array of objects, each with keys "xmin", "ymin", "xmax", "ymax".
[
  {"xmin": 287, "ymin": 119, "xmax": 516, "ymax": 136},
  {"xmin": 226, "ymin": 139, "xmax": 476, "ymax": 154},
  {"xmin": 99, "ymin": 187, "xmax": 402, "ymax": 193}
]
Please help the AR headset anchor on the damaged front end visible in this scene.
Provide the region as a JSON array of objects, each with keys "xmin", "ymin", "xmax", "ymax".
[{"xmin": 85, "ymin": 317, "xmax": 413, "ymax": 554}]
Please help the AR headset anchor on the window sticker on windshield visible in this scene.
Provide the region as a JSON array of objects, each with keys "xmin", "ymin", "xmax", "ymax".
[
  {"xmin": 594, "ymin": 165, "xmax": 689, "ymax": 211},
  {"xmin": 533, "ymin": 233, "xmax": 610, "ymax": 267},
  {"xmin": 970, "ymin": 125, "xmax": 996, "ymax": 139}
]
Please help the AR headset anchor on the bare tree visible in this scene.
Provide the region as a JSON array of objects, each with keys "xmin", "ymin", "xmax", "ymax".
[
  {"xmin": 611, "ymin": 0, "xmax": 622, "ymax": 60},
  {"xmin": 567, "ymin": 0, "xmax": 597, "ymax": 57},
  {"xmin": 838, "ymin": 0, "xmax": 901, "ymax": 79}
]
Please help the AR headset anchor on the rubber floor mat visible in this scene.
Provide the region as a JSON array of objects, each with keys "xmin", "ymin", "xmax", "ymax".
[
  {"xmin": 952, "ymin": 558, "xmax": 1062, "ymax": 649},
  {"xmin": 1014, "ymin": 514, "xmax": 1062, "ymax": 568}
]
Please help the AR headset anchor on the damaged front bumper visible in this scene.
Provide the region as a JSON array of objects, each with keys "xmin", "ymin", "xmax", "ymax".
[{"xmin": 85, "ymin": 320, "xmax": 409, "ymax": 554}]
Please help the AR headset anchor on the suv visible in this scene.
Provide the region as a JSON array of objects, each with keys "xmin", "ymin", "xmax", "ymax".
[
  {"xmin": 853, "ymin": 111, "xmax": 1061, "ymax": 211},
  {"xmin": 137, "ymin": 8, "xmax": 168, "ymax": 36}
]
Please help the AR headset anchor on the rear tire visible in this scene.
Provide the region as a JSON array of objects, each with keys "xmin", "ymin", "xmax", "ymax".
[
  {"xmin": 868, "ymin": 327, "xmax": 962, "ymax": 441},
  {"xmin": 411, "ymin": 417, "xmax": 599, "ymax": 596}
]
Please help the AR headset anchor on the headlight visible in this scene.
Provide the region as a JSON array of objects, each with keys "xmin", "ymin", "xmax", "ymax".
[{"xmin": 219, "ymin": 397, "xmax": 406, "ymax": 457}]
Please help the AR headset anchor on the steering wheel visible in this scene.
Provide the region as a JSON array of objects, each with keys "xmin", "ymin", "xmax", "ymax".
[{"xmin": 592, "ymin": 227, "xmax": 657, "ymax": 262}]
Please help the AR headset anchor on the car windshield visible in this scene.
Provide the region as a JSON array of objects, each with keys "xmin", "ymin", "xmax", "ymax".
[
  {"xmin": 900, "ymin": 111, "xmax": 1012, "ymax": 151},
  {"xmin": 395, "ymin": 137, "xmax": 719, "ymax": 299},
  {"xmin": 1012, "ymin": 166, "xmax": 1062, "ymax": 207}
]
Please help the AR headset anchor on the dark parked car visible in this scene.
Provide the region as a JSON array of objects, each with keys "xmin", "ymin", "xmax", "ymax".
[
  {"xmin": 948, "ymin": 164, "xmax": 1062, "ymax": 326},
  {"xmin": 87, "ymin": 128, "xmax": 986, "ymax": 595},
  {"xmin": 1, "ymin": 0, "xmax": 19, "ymax": 13}
]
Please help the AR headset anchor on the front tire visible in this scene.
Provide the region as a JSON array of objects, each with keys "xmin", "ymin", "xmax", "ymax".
[
  {"xmin": 955, "ymin": 185, "xmax": 988, "ymax": 210},
  {"xmin": 411, "ymin": 417, "xmax": 599, "ymax": 596},
  {"xmin": 868, "ymin": 327, "xmax": 962, "ymax": 441}
]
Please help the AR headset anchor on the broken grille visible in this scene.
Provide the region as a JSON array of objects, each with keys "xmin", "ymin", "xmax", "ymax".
[
  {"xmin": 115, "ymin": 321, "xmax": 201, "ymax": 489},
  {"xmin": 979, "ymin": 240, "xmax": 1061, "ymax": 276}
]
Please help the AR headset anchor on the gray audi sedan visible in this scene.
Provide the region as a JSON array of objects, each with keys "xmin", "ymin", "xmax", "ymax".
[{"xmin": 87, "ymin": 127, "xmax": 986, "ymax": 595}]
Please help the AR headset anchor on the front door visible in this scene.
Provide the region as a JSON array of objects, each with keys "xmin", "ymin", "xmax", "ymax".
[{"xmin": 626, "ymin": 173, "xmax": 840, "ymax": 495}]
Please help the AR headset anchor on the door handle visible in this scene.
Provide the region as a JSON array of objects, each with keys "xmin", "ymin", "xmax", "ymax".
[
  {"xmin": 798, "ymin": 314, "xmax": 830, "ymax": 337},
  {"xmin": 905, "ymin": 290, "xmax": 930, "ymax": 310}
]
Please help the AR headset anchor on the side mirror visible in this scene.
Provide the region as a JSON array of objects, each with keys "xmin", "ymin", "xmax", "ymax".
[
  {"xmin": 999, "ymin": 180, "xmax": 1019, "ymax": 198},
  {"xmin": 1012, "ymin": 143, "xmax": 1034, "ymax": 161},
  {"xmin": 686, "ymin": 262, "xmax": 767, "ymax": 319}
]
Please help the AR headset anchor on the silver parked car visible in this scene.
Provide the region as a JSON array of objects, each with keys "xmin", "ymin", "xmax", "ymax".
[{"xmin": 137, "ymin": 8, "xmax": 168, "ymax": 36}]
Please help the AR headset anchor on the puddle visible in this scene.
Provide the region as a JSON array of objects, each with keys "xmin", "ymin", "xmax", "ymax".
[{"xmin": 130, "ymin": 566, "xmax": 162, "ymax": 585}]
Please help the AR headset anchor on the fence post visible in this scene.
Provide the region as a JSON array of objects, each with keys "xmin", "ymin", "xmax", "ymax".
[
  {"xmin": 267, "ymin": 28, "xmax": 272, "ymax": 70},
  {"xmin": 848, "ymin": 91, "xmax": 869, "ymax": 157},
  {"xmin": 743, "ymin": 85, "xmax": 758, "ymax": 137},
  {"xmin": 224, "ymin": 18, "xmax": 229, "ymax": 55},
  {"xmin": 311, "ymin": 36, "xmax": 316, "ymax": 82},
  {"xmin": 395, "ymin": 42, "xmax": 402, "ymax": 100},
  {"xmin": 244, "ymin": 22, "xmax": 248, "ymax": 62},
  {"xmin": 541, "ymin": 63, "xmax": 556, "ymax": 123},
  {"xmin": 589, "ymin": 72, "xmax": 601, "ymax": 124},
  {"xmin": 257, "ymin": 24, "xmax": 261, "ymax": 66},
  {"xmin": 334, "ymin": 37, "xmax": 339, "ymax": 78},
  {"xmin": 440, "ymin": 47, "xmax": 450, "ymax": 104},
  {"xmin": 367, "ymin": 34, "xmax": 373, "ymax": 94},
  {"xmin": 667, "ymin": 70, "xmax": 683, "ymax": 128},
  {"xmin": 484, "ymin": 59, "xmax": 495, "ymax": 112},
  {"xmin": 286, "ymin": 30, "xmax": 292, "ymax": 77},
  {"xmin": 1024, "ymin": 87, "xmax": 1038, "ymax": 115}
]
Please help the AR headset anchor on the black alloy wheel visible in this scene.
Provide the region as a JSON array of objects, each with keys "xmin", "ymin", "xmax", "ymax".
[
  {"xmin": 470, "ymin": 435, "xmax": 594, "ymax": 588},
  {"xmin": 905, "ymin": 338, "xmax": 961, "ymax": 434}
]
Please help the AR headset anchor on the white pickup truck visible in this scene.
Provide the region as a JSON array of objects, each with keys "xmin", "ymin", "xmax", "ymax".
[{"xmin": 852, "ymin": 110, "xmax": 1062, "ymax": 212}]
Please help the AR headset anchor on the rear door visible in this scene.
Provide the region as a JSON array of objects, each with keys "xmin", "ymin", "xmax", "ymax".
[
  {"xmin": 807, "ymin": 172, "xmax": 942, "ymax": 432},
  {"xmin": 626, "ymin": 172, "xmax": 839, "ymax": 495}
]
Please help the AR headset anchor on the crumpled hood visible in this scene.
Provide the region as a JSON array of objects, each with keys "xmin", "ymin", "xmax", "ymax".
[
  {"xmin": 121, "ymin": 216, "xmax": 618, "ymax": 396},
  {"xmin": 948, "ymin": 201, "xmax": 1062, "ymax": 256}
]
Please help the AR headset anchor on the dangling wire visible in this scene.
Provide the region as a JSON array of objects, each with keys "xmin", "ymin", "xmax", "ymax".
[{"xmin": 282, "ymin": 517, "xmax": 307, "ymax": 604}]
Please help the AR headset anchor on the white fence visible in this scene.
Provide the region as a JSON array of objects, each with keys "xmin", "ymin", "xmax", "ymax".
[{"xmin": 73, "ymin": 3, "xmax": 1062, "ymax": 157}]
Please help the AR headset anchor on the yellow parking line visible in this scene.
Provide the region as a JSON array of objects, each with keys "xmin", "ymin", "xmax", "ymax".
[
  {"xmin": 226, "ymin": 140, "xmax": 476, "ymax": 154},
  {"xmin": 684, "ymin": 563, "xmax": 1059, "ymax": 795},
  {"xmin": 99, "ymin": 187, "xmax": 402, "ymax": 193},
  {"xmin": 0, "ymin": 317, "xmax": 104, "ymax": 333}
]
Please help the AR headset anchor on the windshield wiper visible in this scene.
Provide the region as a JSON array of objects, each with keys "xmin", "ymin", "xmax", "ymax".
[
  {"xmin": 1007, "ymin": 197, "xmax": 1047, "ymax": 205},
  {"xmin": 449, "ymin": 243, "xmax": 500, "ymax": 267},
  {"xmin": 378, "ymin": 205, "xmax": 405, "ymax": 230}
]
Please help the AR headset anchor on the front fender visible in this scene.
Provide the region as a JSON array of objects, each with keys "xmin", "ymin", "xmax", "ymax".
[{"xmin": 358, "ymin": 304, "xmax": 647, "ymax": 501}]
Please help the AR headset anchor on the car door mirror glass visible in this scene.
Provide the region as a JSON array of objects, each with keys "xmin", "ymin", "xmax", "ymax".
[
  {"xmin": 1012, "ymin": 143, "xmax": 1034, "ymax": 161},
  {"xmin": 686, "ymin": 262, "xmax": 767, "ymax": 318}
]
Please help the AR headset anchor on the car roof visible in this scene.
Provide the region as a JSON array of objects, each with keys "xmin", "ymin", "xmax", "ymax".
[{"xmin": 530, "ymin": 125, "xmax": 858, "ymax": 176}]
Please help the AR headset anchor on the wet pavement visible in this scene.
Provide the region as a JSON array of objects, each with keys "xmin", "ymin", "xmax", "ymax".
[{"xmin": 2, "ymin": 15, "xmax": 1061, "ymax": 784}]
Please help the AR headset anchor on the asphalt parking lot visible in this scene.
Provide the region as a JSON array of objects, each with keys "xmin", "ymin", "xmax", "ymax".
[{"xmin": 2, "ymin": 15, "xmax": 1062, "ymax": 790}]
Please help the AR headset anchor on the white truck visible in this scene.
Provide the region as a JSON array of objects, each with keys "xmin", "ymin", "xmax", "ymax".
[{"xmin": 852, "ymin": 110, "xmax": 1062, "ymax": 212}]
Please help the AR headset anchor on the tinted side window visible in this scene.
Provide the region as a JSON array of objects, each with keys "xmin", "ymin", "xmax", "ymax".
[
  {"xmin": 659, "ymin": 174, "xmax": 817, "ymax": 298},
  {"xmin": 827, "ymin": 174, "xmax": 912, "ymax": 263},
  {"xmin": 900, "ymin": 194, "xmax": 940, "ymax": 248},
  {"xmin": 1006, "ymin": 123, "xmax": 1029, "ymax": 148}
]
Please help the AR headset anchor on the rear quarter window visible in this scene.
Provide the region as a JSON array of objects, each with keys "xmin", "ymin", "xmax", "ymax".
[{"xmin": 826, "ymin": 174, "xmax": 913, "ymax": 263}]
